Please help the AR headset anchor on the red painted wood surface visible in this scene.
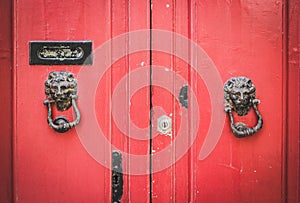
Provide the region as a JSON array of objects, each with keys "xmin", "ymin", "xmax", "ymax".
[
  {"xmin": 0, "ymin": 0, "xmax": 12, "ymax": 202},
  {"xmin": 287, "ymin": 0, "xmax": 300, "ymax": 201},
  {"xmin": 195, "ymin": 1, "xmax": 286, "ymax": 201},
  {"xmin": 15, "ymin": 1, "xmax": 107, "ymax": 201},
  {"xmin": 9, "ymin": 0, "xmax": 299, "ymax": 202},
  {"xmin": 151, "ymin": 0, "xmax": 288, "ymax": 202},
  {"xmin": 151, "ymin": 1, "xmax": 193, "ymax": 202},
  {"xmin": 13, "ymin": 0, "xmax": 150, "ymax": 202},
  {"xmin": 98, "ymin": 1, "xmax": 151, "ymax": 202}
]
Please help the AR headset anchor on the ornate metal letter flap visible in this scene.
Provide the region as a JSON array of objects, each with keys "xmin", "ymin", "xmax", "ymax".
[{"xmin": 30, "ymin": 41, "xmax": 92, "ymax": 65}]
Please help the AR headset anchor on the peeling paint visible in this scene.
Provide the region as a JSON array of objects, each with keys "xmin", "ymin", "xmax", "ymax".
[{"xmin": 218, "ymin": 163, "xmax": 240, "ymax": 172}]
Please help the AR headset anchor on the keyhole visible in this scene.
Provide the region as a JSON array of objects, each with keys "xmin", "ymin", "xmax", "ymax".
[
  {"xmin": 157, "ymin": 115, "xmax": 172, "ymax": 134},
  {"xmin": 161, "ymin": 120, "xmax": 169, "ymax": 130}
]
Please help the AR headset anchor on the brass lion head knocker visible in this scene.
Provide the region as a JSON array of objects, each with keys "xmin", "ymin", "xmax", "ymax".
[
  {"xmin": 44, "ymin": 71, "xmax": 80, "ymax": 133},
  {"xmin": 224, "ymin": 76, "xmax": 263, "ymax": 138}
]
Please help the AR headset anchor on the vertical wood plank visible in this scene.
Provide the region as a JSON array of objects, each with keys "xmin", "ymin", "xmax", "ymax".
[
  {"xmin": 151, "ymin": 0, "xmax": 176, "ymax": 202},
  {"xmin": 194, "ymin": 1, "xmax": 285, "ymax": 202},
  {"xmin": 127, "ymin": 0, "xmax": 151, "ymax": 202},
  {"xmin": 151, "ymin": 0, "xmax": 191, "ymax": 202},
  {"xmin": 0, "ymin": 0, "xmax": 12, "ymax": 202},
  {"xmin": 287, "ymin": 0, "xmax": 300, "ymax": 201},
  {"xmin": 15, "ymin": 0, "xmax": 111, "ymax": 201},
  {"xmin": 109, "ymin": 0, "xmax": 151, "ymax": 202}
]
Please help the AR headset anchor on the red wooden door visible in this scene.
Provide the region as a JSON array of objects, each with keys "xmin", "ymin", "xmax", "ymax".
[
  {"xmin": 151, "ymin": 0, "xmax": 286, "ymax": 202},
  {"xmin": 14, "ymin": 0, "xmax": 150, "ymax": 202},
  {"xmin": 13, "ymin": 0, "xmax": 292, "ymax": 202}
]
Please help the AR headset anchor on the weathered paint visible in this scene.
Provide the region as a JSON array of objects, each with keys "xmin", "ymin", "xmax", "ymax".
[
  {"xmin": 2, "ymin": 0, "xmax": 298, "ymax": 202},
  {"xmin": 287, "ymin": 0, "xmax": 300, "ymax": 202},
  {"xmin": 195, "ymin": 1, "xmax": 285, "ymax": 201},
  {"xmin": 13, "ymin": 0, "xmax": 151, "ymax": 202},
  {"xmin": 0, "ymin": 0, "xmax": 12, "ymax": 202},
  {"xmin": 151, "ymin": 0, "xmax": 289, "ymax": 202}
]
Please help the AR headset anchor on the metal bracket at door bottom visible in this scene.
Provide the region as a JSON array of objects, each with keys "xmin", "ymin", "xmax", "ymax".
[{"xmin": 112, "ymin": 150, "xmax": 123, "ymax": 203}]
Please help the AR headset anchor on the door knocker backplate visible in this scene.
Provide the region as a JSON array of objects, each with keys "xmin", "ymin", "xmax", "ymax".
[
  {"xmin": 224, "ymin": 76, "xmax": 263, "ymax": 138},
  {"xmin": 44, "ymin": 71, "xmax": 81, "ymax": 133}
]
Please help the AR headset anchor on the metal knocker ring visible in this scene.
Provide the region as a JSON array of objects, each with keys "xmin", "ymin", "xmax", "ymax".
[
  {"xmin": 224, "ymin": 76, "xmax": 263, "ymax": 138},
  {"xmin": 44, "ymin": 71, "xmax": 81, "ymax": 133}
]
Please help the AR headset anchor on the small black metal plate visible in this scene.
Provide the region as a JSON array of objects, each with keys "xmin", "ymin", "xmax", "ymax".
[
  {"xmin": 112, "ymin": 150, "xmax": 123, "ymax": 203},
  {"xmin": 30, "ymin": 41, "xmax": 92, "ymax": 65},
  {"xmin": 179, "ymin": 85, "xmax": 188, "ymax": 108}
]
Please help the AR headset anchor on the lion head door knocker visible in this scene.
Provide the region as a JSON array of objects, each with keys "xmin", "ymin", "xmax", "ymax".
[
  {"xmin": 224, "ymin": 76, "xmax": 263, "ymax": 138},
  {"xmin": 44, "ymin": 71, "xmax": 80, "ymax": 133}
]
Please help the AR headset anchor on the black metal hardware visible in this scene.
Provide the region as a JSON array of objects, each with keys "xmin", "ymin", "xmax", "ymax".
[
  {"xmin": 112, "ymin": 150, "xmax": 123, "ymax": 203},
  {"xmin": 44, "ymin": 71, "xmax": 80, "ymax": 133},
  {"xmin": 30, "ymin": 41, "xmax": 92, "ymax": 65},
  {"xmin": 224, "ymin": 76, "xmax": 263, "ymax": 138},
  {"xmin": 179, "ymin": 85, "xmax": 188, "ymax": 108}
]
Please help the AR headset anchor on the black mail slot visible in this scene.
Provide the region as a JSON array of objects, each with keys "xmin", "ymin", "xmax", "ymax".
[{"xmin": 29, "ymin": 41, "xmax": 92, "ymax": 65}]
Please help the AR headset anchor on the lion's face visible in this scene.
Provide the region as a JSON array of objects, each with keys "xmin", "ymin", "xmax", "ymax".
[
  {"xmin": 45, "ymin": 72, "xmax": 77, "ymax": 111},
  {"xmin": 224, "ymin": 77, "xmax": 256, "ymax": 116}
]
